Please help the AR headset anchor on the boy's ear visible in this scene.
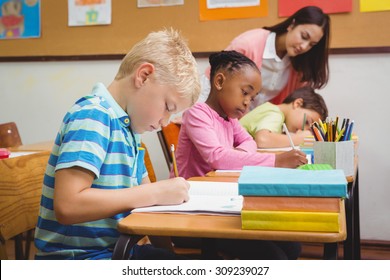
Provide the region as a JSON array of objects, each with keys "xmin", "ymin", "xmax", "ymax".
[
  {"xmin": 213, "ymin": 73, "xmax": 225, "ymax": 90},
  {"xmin": 292, "ymin": 98, "xmax": 304, "ymax": 109},
  {"xmin": 134, "ymin": 63, "xmax": 155, "ymax": 88}
]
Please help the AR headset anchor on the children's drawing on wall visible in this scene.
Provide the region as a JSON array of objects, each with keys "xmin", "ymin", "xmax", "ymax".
[
  {"xmin": 68, "ymin": 0, "xmax": 111, "ymax": 27},
  {"xmin": 0, "ymin": 0, "xmax": 40, "ymax": 39}
]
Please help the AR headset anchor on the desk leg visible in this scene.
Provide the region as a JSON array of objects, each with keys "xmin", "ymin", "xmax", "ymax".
[
  {"xmin": 201, "ymin": 238, "xmax": 219, "ymax": 259},
  {"xmin": 323, "ymin": 243, "xmax": 338, "ymax": 260},
  {"xmin": 344, "ymin": 186, "xmax": 354, "ymax": 259},
  {"xmin": 353, "ymin": 170, "xmax": 361, "ymax": 259},
  {"xmin": 14, "ymin": 234, "xmax": 24, "ymax": 260},
  {"xmin": 344, "ymin": 168, "xmax": 361, "ymax": 260},
  {"xmin": 112, "ymin": 234, "xmax": 143, "ymax": 260}
]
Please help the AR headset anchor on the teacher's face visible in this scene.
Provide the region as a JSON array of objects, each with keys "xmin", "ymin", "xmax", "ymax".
[{"xmin": 285, "ymin": 23, "xmax": 324, "ymax": 57}]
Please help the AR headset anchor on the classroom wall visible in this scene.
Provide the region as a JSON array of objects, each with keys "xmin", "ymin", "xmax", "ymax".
[
  {"xmin": 1, "ymin": 53, "xmax": 389, "ymax": 241},
  {"xmin": 3, "ymin": 0, "xmax": 390, "ymax": 57}
]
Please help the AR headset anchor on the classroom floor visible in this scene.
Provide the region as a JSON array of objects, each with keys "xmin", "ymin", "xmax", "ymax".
[{"xmin": 4, "ymin": 238, "xmax": 390, "ymax": 260}]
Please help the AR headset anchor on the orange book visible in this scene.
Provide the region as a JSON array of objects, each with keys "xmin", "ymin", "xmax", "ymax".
[{"xmin": 242, "ymin": 196, "xmax": 341, "ymax": 213}]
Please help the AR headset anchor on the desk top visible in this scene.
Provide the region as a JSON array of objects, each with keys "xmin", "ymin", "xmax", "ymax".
[
  {"xmin": 118, "ymin": 202, "xmax": 346, "ymax": 243},
  {"xmin": 206, "ymin": 169, "xmax": 355, "ymax": 183},
  {"xmin": 10, "ymin": 140, "xmax": 53, "ymax": 152},
  {"xmin": 117, "ymin": 176, "xmax": 347, "ymax": 244}
]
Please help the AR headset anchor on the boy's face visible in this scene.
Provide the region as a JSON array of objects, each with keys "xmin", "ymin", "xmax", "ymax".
[
  {"xmin": 286, "ymin": 107, "xmax": 321, "ymax": 132},
  {"xmin": 128, "ymin": 79, "xmax": 191, "ymax": 133},
  {"xmin": 217, "ymin": 66, "xmax": 261, "ymax": 119}
]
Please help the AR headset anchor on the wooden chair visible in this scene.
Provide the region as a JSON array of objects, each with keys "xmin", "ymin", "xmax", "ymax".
[
  {"xmin": 157, "ymin": 123, "xmax": 181, "ymax": 170},
  {"xmin": 0, "ymin": 122, "xmax": 22, "ymax": 148},
  {"xmin": 141, "ymin": 142, "xmax": 156, "ymax": 183},
  {"xmin": 0, "ymin": 151, "xmax": 50, "ymax": 259}
]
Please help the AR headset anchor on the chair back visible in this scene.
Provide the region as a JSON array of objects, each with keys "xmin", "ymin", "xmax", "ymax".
[
  {"xmin": 141, "ymin": 143, "xmax": 156, "ymax": 183},
  {"xmin": 157, "ymin": 123, "xmax": 181, "ymax": 170},
  {"xmin": 0, "ymin": 122, "xmax": 22, "ymax": 148},
  {"xmin": 0, "ymin": 151, "xmax": 50, "ymax": 259}
]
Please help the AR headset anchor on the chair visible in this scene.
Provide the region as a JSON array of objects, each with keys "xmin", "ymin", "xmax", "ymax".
[
  {"xmin": 157, "ymin": 122, "xmax": 181, "ymax": 170},
  {"xmin": 0, "ymin": 151, "xmax": 50, "ymax": 259},
  {"xmin": 0, "ymin": 122, "xmax": 22, "ymax": 148},
  {"xmin": 141, "ymin": 142, "xmax": 156, "ymax": 183}
]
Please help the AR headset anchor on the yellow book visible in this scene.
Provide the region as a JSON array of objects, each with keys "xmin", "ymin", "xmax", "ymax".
[{"xmin": 241, "ymin": 210, "xmax": 340, "ymax": 232}]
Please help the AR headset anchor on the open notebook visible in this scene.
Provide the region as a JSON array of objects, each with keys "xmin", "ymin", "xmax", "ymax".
[{"xmin": 132, "ymin": 181, "xmax": 242, "ymax": 216}]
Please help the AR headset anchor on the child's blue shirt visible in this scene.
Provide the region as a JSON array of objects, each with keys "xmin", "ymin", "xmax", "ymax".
[{"xmin": 34, "ymin": 83, "xmax": 147, "ymax": 259}]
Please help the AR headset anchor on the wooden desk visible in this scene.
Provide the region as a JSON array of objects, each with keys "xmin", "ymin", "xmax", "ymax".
[
  {"xmin": 206, "ymin": 165, "xmax": 361, "ymax": 260},
  {"xmin": 9, "ymin": 140, "xmax": 53, "ymax": 152},
  {"xmin": 0, "ymin": 150, "xmax": 51, "ymax": 259},
  {"xmin": 112, "ymin": 177, "xmax": 347, "ymax": 260}
]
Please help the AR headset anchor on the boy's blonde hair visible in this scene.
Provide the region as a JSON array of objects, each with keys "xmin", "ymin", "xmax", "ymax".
[{"xmin": 115, "ymin": 28, "xmax": 200, "ymax": 105}]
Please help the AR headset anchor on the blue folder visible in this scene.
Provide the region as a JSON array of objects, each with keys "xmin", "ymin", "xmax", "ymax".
[{"xmin": 238, "ymin": 166, "xmax": 347, "ymax": 198}]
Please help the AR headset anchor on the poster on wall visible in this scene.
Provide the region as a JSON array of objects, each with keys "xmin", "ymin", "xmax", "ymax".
[
  {"xmin": 0, "ymin": 0, "xmax": 40, "ymax": 40},
  {"xmin": 199, "ymin": 0, "xmax": 268, "ymax": 21},
  {"xmin": 137, "ymin": 0, "xmax": 184, "ymax": 8},
  {"xmin": 68, "ymin": 0, "xmax": 111, "ymax": 27},
  {"xmin": 360, "ymin": 0, "xmax": 390, "ymax": 12},
  {"xmin": 278, "ymin": 0, "xmax": 352, "ymax": 17}
]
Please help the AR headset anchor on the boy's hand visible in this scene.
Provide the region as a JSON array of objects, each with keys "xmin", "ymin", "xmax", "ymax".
[
  {"xmin": 153, "ymin": 177, "xmax": 190, "ymax": 205},
  {"xmin": 274, "ymin": 149, "xmax": 308, "ymax": 168},
  {"xmin": 293, "ymin": 129, "xmax": 313, "ymax": 145}
]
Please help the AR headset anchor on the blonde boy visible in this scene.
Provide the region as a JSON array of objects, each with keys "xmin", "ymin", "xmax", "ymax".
[{"xmin": 34, "ymin": 29, "xmax": 199, "ymax": 259}]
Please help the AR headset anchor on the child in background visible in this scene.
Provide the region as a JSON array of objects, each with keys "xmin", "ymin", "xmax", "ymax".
[
  {"xmin": 240, "ymin": 87, "xmax": 328, "ymax": 148},
  {"xmin": 34, "ymin": 28, "xmax": 200, "ymax": 260},
  {"xmin": 173, "ymin": 50, "xmax": 304, "ymax": 259}
]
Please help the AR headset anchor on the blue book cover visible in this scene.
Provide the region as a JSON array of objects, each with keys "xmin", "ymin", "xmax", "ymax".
[{"xmin": 238, "ymin": 166, "xmax": 347, "ymax": 197}]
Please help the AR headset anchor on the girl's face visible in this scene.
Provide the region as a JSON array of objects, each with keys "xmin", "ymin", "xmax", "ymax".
[
  {"xmin": 216, "ymin": 66, "xmax": 262, "ymax": 119},
  {"xmin": 285, "ymin": 23, "xmax": 324, "ymax": 57}
]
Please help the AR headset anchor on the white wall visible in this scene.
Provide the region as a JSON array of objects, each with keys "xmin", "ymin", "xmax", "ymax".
[{"xmin": 1, "ymin": 54, "xmax": 389, "ymax": 241}]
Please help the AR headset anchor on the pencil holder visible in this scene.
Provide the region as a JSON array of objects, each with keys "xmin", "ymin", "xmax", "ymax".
[{"xmin": 313, "ymin": 141, "xmax": 354, "ymax": 176}]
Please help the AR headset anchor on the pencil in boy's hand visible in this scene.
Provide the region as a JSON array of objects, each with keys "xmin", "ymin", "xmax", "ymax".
[
  {"xmin": 302, "ymin": 113, "xmax": 306, "ymax": 131},
  {"xmin": 283, "ymin": 123, "xmax": 295, "ymax": 150},
  {"xmin": 171, "ymin": 144, "xmax": 179, "ymax": 177}
]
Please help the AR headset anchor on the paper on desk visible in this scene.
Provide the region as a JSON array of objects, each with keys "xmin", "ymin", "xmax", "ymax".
[
  {"xmin": 257, "ymin": 146, "xmax": 300, "ymax": 152},
  {"xmin": 132, "ymin": 181, "xmax": 242, "ymax": 215},
  {"xmin": 9, "ymin": 151, "xmax": 38, "ymax": 158},
  {"xmin": 188, "ymin": 181, "xmax": 238, "ymax": 196}
]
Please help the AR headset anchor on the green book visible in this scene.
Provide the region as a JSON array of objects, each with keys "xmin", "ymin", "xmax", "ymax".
[{"xmin": 298, "ymin": 164, "xmax": 333, "ymax": 170}]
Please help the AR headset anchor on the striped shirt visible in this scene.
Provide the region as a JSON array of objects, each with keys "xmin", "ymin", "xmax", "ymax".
[{"xmin": 34, "ymin": 83, "xmax": 147, "ymax": 259}]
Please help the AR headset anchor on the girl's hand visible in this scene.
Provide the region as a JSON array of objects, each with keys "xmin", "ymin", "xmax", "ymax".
[{"xmin": 274, "ymin": 149, "xmax": 308, "ymax": 168}]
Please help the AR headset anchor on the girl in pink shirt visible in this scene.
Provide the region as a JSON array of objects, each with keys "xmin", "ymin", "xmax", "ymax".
[
  {"xmin": 172, "ymin": 51, "xmax": 305, "ymax": 259},
  {"xmin": 176, "ymin": 51, "xmax": 307, "ymax": 180}
]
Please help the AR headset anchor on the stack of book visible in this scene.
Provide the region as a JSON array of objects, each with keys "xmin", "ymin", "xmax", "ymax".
[{"xmin": 238, "ymin": 166, "xmax": 347, "ymax": 232}]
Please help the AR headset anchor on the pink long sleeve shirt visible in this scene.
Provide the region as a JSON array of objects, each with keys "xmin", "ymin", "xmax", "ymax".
[{"xmin": 175, "ymin": 103, "xmax": 275, "ymax": 179}]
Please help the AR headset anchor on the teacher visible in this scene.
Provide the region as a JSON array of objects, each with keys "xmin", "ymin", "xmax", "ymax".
[{"xmin": 199, "ymin": 6, "xmax": 331, "ymax": 110}]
